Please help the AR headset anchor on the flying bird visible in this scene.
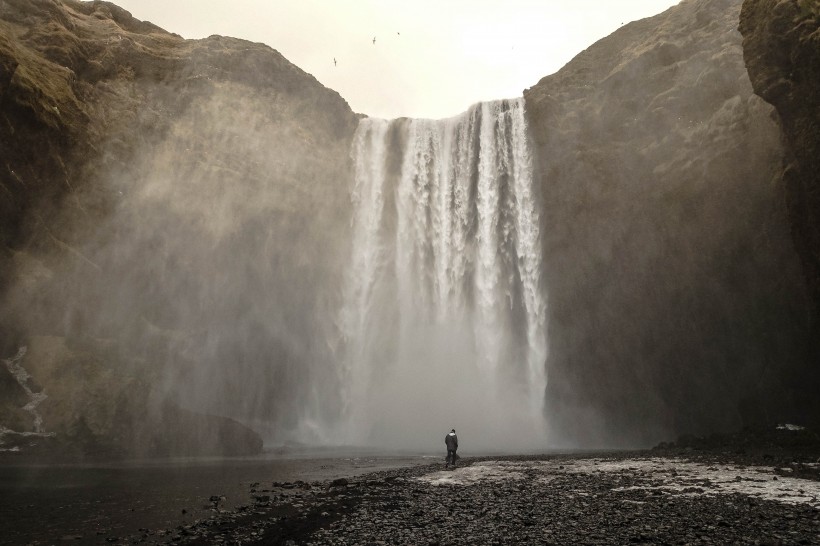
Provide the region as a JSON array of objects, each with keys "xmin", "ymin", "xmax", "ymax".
[
  {"xmin": 333, "ymin": 57, "xmax": 337, "ymax": 66},
  {"xmin": 372, "ymin": 36, "xmax": 376, "ymax": 45}
]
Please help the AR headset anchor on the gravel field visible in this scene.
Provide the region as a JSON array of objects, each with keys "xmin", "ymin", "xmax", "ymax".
[
  {"xmin": 6, "ymin": 428, "xmax": 820, "ymax": 545},
  {"xmin": 115, "ymin": 448, "xmax": 820, "ymax": 545}
]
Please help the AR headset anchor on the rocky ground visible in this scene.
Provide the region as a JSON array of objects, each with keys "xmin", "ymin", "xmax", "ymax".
[{"xmin": 80, "ymin": 429, "xmax": 819, "ymax": 545}]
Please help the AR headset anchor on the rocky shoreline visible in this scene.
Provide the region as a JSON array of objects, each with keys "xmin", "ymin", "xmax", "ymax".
[{"xmin": 99, "ymin": 432, "xmax": 820, "ymax": 545}]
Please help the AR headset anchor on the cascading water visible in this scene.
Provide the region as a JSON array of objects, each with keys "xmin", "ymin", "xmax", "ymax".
[{"xmin": 337, "ymin": 98, "xmax": 547, "ymax": 452}]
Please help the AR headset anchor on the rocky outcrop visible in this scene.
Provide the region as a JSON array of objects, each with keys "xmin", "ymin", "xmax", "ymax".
[
  {"xmin": 525, "ymin": 0, "xmax": 814, "ymax": 446},
  {"xmin": 739, "ymin": 0, "xmax": 820, "ymax": 388},
  {"xmin": 0, "ymin": 0, "xmax": 358, "ymax": 457}
]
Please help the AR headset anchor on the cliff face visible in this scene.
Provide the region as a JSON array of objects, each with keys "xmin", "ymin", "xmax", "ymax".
[
  {"xmin": 2, "ymin": 0, "xmax": 815, "ymax": 455},
  {"xmin": 0, "ymin": 0, "xmax": 358, "ymax": 456},
  {"xmin": 739, "ymin": 0, "xmax": 820, "ymax": 355},
  {"xmin": 525, "ymin": 0, "xmax": 813, "ymax": 446}
]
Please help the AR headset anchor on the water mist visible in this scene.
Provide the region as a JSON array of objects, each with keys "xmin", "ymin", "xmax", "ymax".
[{"xmin": 334, "ymin": 98, "xmax": 548, "ymax": 452}]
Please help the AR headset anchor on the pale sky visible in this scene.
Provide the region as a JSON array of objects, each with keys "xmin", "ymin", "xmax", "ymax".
[{"xmin": 112, "ymin": 1, "xmax": 681, "ymax": 119}]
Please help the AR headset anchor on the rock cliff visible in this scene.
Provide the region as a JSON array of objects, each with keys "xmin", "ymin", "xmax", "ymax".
[
  {"xmin": 0, "ymin": 0, "xmax": 358, "ymax": 456},
  {"xmin": 739, "ymin": 0, "xmax": 820, "ymax": 396},
  {"xmin": 1, "ymin": 0, "xmax": 816, "ymax": 455},
  {"xmin": 525, "ymin": 0, "xmax": 813, "ymax": 446}
]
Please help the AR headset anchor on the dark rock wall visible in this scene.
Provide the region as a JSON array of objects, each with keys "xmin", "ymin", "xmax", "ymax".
[
  {"xmin": 739, "ymin": 0, "xmax": 820, "ymax": 418},
  {"xmin": 525, "ymin": 0, "xmax": 813, "ymax": 447},
  {"xmin": 0, "ymin": 0, "xmax": 358, "ymax": 455}
]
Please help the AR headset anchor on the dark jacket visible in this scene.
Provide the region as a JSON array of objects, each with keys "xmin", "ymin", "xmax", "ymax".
[{"xmin": 445, "ymin": 432, "xmax": 458, "ymax": 450}]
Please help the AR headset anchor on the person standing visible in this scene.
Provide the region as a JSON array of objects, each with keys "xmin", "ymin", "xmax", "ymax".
[{"xmin": 445, "ymin": 428, "xmax": 458, "ymax": 468}]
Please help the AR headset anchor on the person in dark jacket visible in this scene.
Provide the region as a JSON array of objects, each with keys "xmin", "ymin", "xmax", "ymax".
[{"xmin": 445, "ymin": 429, "xmax": 458, "ymax": 468}]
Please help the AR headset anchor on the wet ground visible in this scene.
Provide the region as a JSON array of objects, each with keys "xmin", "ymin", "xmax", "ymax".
[
  {"xmin": 0, "ymin": 450, "xmax": 433, "ymax": 545},
  {"xmin": 152, "ymin": 452, "xmax": 820, "ymax": 545},
  {"xmin": 4, "ymin": 428, "xmax": 820, "ymax": 545}
]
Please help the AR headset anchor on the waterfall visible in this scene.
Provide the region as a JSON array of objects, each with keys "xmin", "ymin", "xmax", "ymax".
[{"xmin": 337, "ymin": 98, "xmax": 547, "ymax": 451}]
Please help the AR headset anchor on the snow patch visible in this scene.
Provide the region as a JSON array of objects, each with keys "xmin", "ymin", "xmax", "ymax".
[
  {"xmin": 585, "ymin": 458, "xmax": 820, "ymax": 508},
  {"xmin": 1, "ymin": 346, "xmax": 54, "ymax": 448},
  {"xmin": 777, "ymin": 423, "xmax": 805, "ymax": 431},
  {"xmin": 417, "ymin": 461, "xmax": 528, "ymax": 486},
  {"xmin": 417, "ymin": 457, "xmax": 820, "ymax": 508}
]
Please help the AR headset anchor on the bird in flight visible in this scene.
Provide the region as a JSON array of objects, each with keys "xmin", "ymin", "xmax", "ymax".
[
  {"xmin": 372, "ymin": 36, "xmax": 376, "ymax": 45},
  {"xmin": 333, "ymin": 57, "xmax": 337, "ymax": 66}
]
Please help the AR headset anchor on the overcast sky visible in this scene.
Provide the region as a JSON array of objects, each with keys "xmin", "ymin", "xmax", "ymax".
[{"xmin": 112, "ymin": 0, "xmax": 681, "ymax": 119}]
